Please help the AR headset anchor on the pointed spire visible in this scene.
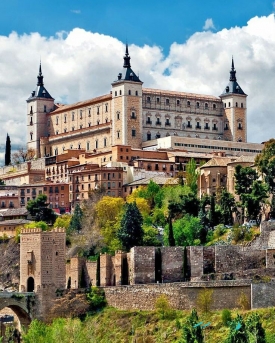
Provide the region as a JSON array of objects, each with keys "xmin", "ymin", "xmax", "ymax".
[
  {"xmin": 123, "ymin": 43, "xmax": 131, "ymax": 68},
  {"xmin": 229, "ymin": 56, "xmax": 237, "ymax": 82},
  {"xmin": 37, "ymin": 61, "xmax": 44, "ymax": 86}
]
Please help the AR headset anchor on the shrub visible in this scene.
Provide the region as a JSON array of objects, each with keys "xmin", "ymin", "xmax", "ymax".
[
  {"xmin": 196, "ymin": 288, "xmax": 213, "ymax": 313},
  {"xmin": 213, "ymin": 224, "xmax": 227, "ymax": 239},
  {"xmin": 155, "ymin": 294, "xmax": 171, "ymax": 319},
  {"xmin": 86, "ymin": 286, "xmax": 106, "ymax": 311},
  {"xmin": 238, "ymin": 291, "xmax": 250, "ymax": 311},
  {"xmin": 221, "ymin": 309, "xmax": 232, "ymax": 326}
]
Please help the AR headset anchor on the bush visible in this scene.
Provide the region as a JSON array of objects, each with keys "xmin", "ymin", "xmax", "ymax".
[
  {"xmin": 221, "ymin": 309, "xmax": 232, "ymax": 326},
  {"xmin": 155, "ymin": 294, "xmax": 172, "ymax": 319},
  {"xmin": 213, "ymin": 225, "xmax": 227, "ymax": 239},
  {"xmin": 196, "ymin": 288, "xmax": 213, "ymax": 313},
  {"xmin": 86, "ymin": 286, "xmax": 106, "ymax": 311},
  {"xmin": 238, "ymin": 291, "xmax": 250, "ymax": 311}
]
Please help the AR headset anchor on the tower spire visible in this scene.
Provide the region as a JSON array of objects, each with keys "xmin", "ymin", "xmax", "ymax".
[
  {"xmin": 37, "ymin": 61, "xmax": 44, "ymax": 86},
  {"xmin": 229, "ymin": 56, "xmax": 237, "ymax": 82},
  {"xmin": 123, "ymin": 43, "xmax": 131, "ymax": 68}
]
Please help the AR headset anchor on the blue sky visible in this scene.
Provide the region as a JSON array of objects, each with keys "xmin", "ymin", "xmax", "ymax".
[
  {"xmin": 0, "ymin": 1, "xmax": 275, "ymax": 164},
  {"xmin": 1, "ymin": 0, "xmax": 274, "ymax": 54}
]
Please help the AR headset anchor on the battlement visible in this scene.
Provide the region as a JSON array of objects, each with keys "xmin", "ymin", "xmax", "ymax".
[{"xmin": 21, "ymin": 228, "xmax": 42, "ymax": 234}]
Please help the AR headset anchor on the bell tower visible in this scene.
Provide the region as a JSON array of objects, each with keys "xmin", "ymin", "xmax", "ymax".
[
  {"xmin": 111, "ymin": 45, "xmax": 143, "ymax": 148},
  {"xmin": 26, "ymin": 63, "xmax": 55, "ymax": 157},
  {"xmin": 220, "ymin": 58, "xmax": 247, "ymax": 142}
]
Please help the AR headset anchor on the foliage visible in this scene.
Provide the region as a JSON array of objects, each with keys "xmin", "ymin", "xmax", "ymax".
[
  {"xmin": 68, "ymin": 203, "xmax": 83, "ymax": 233},
  {"xmin": 213, "ymin": 224, "xmax": 227, "ymax": 240},
  {"xmin": 181, "ymin": 309, "xmax": 204, "ymax": 343},
  {"xmin": 238, "ymin": 291, "xmax": 250, "ymax": 311},
  {"xmin": 185, "ymin": 158, "xmax": 199, "ymax": 194},
  {"xmin": 256, "ymin": 139, "xmax": 275, "ymax": 217},
  {"xmin": 86, "ymin": 286, "xmax": 106, "ymax": 310},
  {"xmin": 53, "ymin": 214, "xmax": 72, "ymax": 230},
  {"xmin": 142, "ymin": 225, "xmax": 160, "ymax": 246},
  {"xmin": 24, "ymin": 221, "xmax": 48, "ymax": 231},
  {"xmin": 196, "ymin": 287, "xmax": 213, "ymax": 313},
  {"xmin": 27, "ymin": 194, "xmax": 56, "ymax": 224},
  {"xmin": 225, "ymin": 314, "xmax": 248, "ymax": 343},
  {"xmin": 219, "ymin": 189, "xmax": 236, "ymax": 225},
  {"xmin": 246, "ymin": 312, "xmax": 266, "ymax": 343},
  {"xmin": 117, "ymin": 202, "xmax": 144, "ymax": 251},
  {"xmin": 222, "ymin": 309, "xmax": 232, "ymax": 326},
  {"xmin": 155, "ymin": 294, "xmax": 172, "ymax": 319},
  {"xmin": 12, "ymin": 146, "xmax": 35, "ymax": 164},
  {"xmin": 168, "ymin": 215, "xmax": 203, "ymax": 246},
  {"xmin": 5, "ymin": 133, "xmax": 11, "ymax": 166}
]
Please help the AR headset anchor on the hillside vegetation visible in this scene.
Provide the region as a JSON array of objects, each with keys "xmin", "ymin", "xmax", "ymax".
[{"xmin": 22, "ymin": 306, "xmax": 275, "ymax": 343}]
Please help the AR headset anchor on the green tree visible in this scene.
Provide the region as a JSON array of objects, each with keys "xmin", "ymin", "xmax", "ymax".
[
  {"xmin": 196, "ymin": 288, "xmax": 213, "ymax": 313},
  {"xmin": 68, "ymin": 203, "xmax": 83, "ymax": 233},
  {"xmin": 27, "ymin": 194, "xmax": 56, "ymax": 224},
  {"xmin": 171, "ymin": 215, "xmax": 202, "ymax": 246},
  {"xmin": 25, "ymin": 221, "xmax": 48, "ymax": 231},
  {"xmin": 225, "ymin": 314, "xmax": 248, "ymax": 343},
  {"xmin": 117, "ymin": 202, "xmax": 144, "ymax": 251},
  {"xmin": 5, "ymin": 133, "xmax": 11, "ymax": 166},
  {"xmin": 181, "ymin": 309, "xmax": 204, "ymax": 343},
  {"xmin": 53, "ymin": 214, "xmax": 72, "ymax": 230},
  {"xmin": 185, "ymin": 158, "xmax": 199, "ymax": 194},
  {"xmin": 219, "ymin": 189, "xmax": 236, "ymax": 225},
  {"xmin": 234, "ymin": 165, "xmax": 257, "ymax": 222},
  {"xmin": 246, "ymin": 312, "xmax": 266, "ymax": 343},
  {"xmin": 255, "ymin": 138, "xmax": 275, "ymax": 216}
]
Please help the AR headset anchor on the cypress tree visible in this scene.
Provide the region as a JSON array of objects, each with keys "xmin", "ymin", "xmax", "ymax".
[{"xmin": 5, "ymin": 134, "xmax": 11, "ymax": 166}]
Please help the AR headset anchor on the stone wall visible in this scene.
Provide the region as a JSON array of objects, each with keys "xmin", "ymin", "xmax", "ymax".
[
  {"xmin": 104, "ymin": 280, "xmax": 251, "ymax": 311},
  {"xmin": 130, "ymin": 247, "xmax": 155, "ymax": 284},
  {"xmin": 160, "ymin": 247, "xmax": 184, "ymax": 282},
  {"xmin": 252, "ymin": 282, "xmax": 275, "ymax": 309}
]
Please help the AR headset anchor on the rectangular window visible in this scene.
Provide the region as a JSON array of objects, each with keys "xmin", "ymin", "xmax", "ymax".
[{"xmin": 132, "ymin": 129, "xmax": 136, "ymax": 137}]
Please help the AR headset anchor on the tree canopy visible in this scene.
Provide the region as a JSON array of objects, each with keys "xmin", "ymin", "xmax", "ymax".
[{"xmin": 27, "ymin": 194, "xmax": 56, "ymax": 224}]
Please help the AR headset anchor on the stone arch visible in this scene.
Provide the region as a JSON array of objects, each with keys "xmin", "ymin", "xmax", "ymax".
[
  {"xmin": 27, "ymin": 277, "xmax": 34, "ymax": 292},
  {"xmin": 0, "ymin": 299, "xmax": 33, "ymax": 330}
]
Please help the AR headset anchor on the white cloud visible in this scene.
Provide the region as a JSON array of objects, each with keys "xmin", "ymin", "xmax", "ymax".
[
  {"xmin": 1, "ymin": 14, "xmax": 275, "ymax": 165},
  {"xmin": 71, "ymin": 10, "xmax": 81, "ymax": 14},
  {"xmin": 203, "ymin": 18, "xmax": 216, "ymax": 31}
]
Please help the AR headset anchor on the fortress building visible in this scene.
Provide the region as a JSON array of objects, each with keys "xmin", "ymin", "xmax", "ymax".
[{"xmin": 26, "ymin": 45, "xmax": 255, "ymax": 161}]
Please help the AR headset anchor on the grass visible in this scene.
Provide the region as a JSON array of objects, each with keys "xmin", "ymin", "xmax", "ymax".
[{"xmin": 24, "ymin": 306, "xmax": 275, "ymax": 342}]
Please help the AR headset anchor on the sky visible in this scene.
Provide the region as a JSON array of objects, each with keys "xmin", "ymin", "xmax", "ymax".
[{"xmin": 1, "ymin": 0, "xmax": 275, "ymax": 164}]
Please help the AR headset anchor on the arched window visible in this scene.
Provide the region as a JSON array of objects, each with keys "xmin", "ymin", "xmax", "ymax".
[
  {"xmin": 205, "ymin": 103, "xmax": 208, "ymax": 109},
  {"xmin": 187, "ymin": 101, "xmax": 190, "ymax": 107},
  {"xmin": 128, "ymin": 90, "xmax": 131, "ymax": 95},
  {"xmin": 196, "ymin": 102, "xmax": 200, "ymax": 108},
  {"xmin": 213, "ymin": 104, "xmax": 216, "ymax": 109},
  {"xmin": 241, "ymin": 103, "xmax": 244, "ymax": 108},
  {"xmin": 30, "ymin": 132, "xmax": 33, "ymax": 140},
  {"xmin": 236, "ymin": 102, "xmax": 238, "ymax": 107}
]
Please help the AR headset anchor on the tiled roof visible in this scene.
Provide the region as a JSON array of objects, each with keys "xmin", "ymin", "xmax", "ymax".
[
  {"xmin": 0, "ymin": 208, "xmax": 28, "ymax": 217},
  {"xmin": 0, "ymin": 219, "xmax": 31, "ymax": 226},
  {"xmin": 126, "ymin": 176, "xmax": 178, "ymax": 187},
  {"xmin": 227, "ymin": 155, "xmax": 255, "ymax": 164},
  {"xmin": 143, "ymin": 88, "xmax": 220, "ymax": 101},
  {"xmin": 200, "ymin": 157, "xmax": 235, "ymax": 168},
  {"xmin": 50, "ymin": 94, "xmax": 112, "ymax": 114}
]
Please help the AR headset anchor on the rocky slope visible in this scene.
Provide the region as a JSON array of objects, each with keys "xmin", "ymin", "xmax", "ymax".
[{"xmin": 0, "ymin": 239, "xmax": 20, "ymax": 291}]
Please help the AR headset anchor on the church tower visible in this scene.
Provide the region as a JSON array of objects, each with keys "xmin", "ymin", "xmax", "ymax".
[
  {"xmin": 220, "ymin": 58, "xmax": 247, "ymax": 142},
  {"xmin": 111, "ymin": 45, "xmax": 143, "ymax": 148},
  {"xmin": 26, "ymin": 63, "xmax": 54, "ymax": 157}
]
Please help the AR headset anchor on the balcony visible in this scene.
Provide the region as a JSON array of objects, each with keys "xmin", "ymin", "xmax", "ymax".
[
  {"xmin": 155, "ymin": 121, "xmax": 162, "ymax": 126},
  {"xmin": 204, "ymin": 126, "xmax": 210, "ymax": 130},
  {"xmin": 186, "ymin": 124, "xmax": 192, "ymax": 128},
  {"xmin": 212, "ymin": 127, "xmax": 218, "ymax": 131},
  {"xmin": 196, "ymin": 126, "xmax": 201, "ymax": 130},
  {"xmin": 146, "ymin": 120, "xmax": 152, "ymax": 125},
  {"xmin": 165, "ymin": 122, "xmax": 171, "ymax": 126}
]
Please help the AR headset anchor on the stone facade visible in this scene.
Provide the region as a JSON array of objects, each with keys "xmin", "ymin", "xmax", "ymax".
[
  {"xmin": 27, "ymin": 48, "xmax": 256, "ymax": 163},
  {"xmin": 20, "ymin": 228, "xmax": 66, "ymax": 292}
]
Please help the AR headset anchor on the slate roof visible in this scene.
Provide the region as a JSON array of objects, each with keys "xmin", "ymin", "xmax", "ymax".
[
  {"xmin": 0, "ymin": 219, "xmax": 31, "ymax": 226},
  {"xmin": 220, "ymin": 58, "xmax": 246, "ymax": 96},
  {"xmin": 0, "ymin": 208, "xmax": 28, "ymax": 217}
]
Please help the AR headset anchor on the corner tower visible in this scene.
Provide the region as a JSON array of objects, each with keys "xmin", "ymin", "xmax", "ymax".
[
  {"xmin": 220, "ymin": 58, "xmax": 247, "ymax": 142},
  {"xmin": 26, "ymin": 63, "xmax": 54, "ymax": 157},
  {"xmin": 111, "ymin": 45, "xmax": 143, "ymax": 148}
]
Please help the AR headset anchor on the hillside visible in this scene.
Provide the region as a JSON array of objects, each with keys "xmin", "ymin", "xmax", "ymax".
[
  {"xmin": 23, "ymin": 307, "xmax": 275, "ymax": 342},
  {"xmin": 0, "ymin": 239, "xmax": 20, "ymax": 291}
]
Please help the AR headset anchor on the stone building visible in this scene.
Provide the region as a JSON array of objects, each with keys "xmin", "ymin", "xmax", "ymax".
[
  {"xmin": 26, "ymin": 45, "xmax": 260, "ymax": 161},
  {"xmin": 20, "ymin": 227, "xmax": 66, "ymax": 292}
]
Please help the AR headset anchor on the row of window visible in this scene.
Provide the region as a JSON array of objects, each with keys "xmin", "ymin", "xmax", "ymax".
[
  {"xmin": 174, "ymin": 142, "xmax": 260, "ymax": 153},
  {"xmin": 224, "ymin": 102, "xmax": 244, "ymax": 108},
  {"xmin": 54, "ymin": 106, "xmax": 109, "ymax": 125},
  {"xmin": 114, "ymin": 90, "xmax": 139, "ymax": 97},
  {"xmin": 145, "ymin": 97, "xmax": 219, "ymax": 109},
  {"xmin": 71, "ymin": 181, "xmax": 122, "ymax": 192}
]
